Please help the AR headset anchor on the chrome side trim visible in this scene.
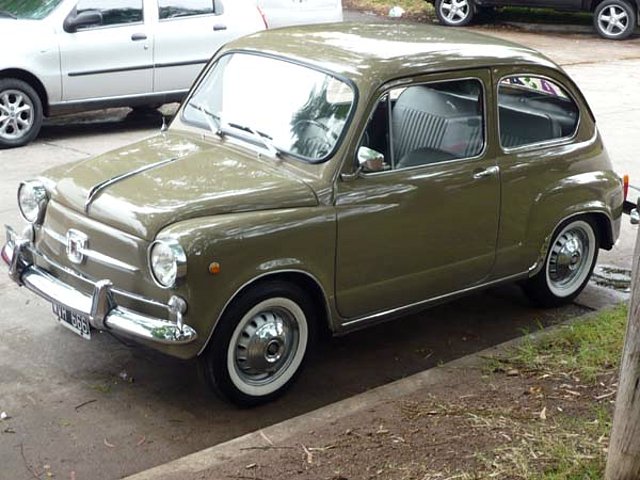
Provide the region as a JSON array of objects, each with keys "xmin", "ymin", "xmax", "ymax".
[
  {"xmin": 43, "ymin": 227, "xmax": 139, "ymax": 273},
  {"xmin": 84, "ymin": 157, "xmax": 178, "ymax": 213},
  {"xmin": 197, "ymin": 269, "xmax": 332, "ymax": 356},
  {"xmin": 339, "ymin": 271, "xmax": 529, "ymax": 330}
]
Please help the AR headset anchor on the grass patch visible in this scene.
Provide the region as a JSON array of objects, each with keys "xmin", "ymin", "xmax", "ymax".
[{"xmin": 499, "ymin": 304, "xmax": 627, "ymax": 383}]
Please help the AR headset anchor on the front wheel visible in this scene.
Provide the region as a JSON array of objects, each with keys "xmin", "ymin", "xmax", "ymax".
[
  {"xmin": 594, "ymin": 0, "xmax": 637, "ymax": 40},
  {"xmin": 435, "ymin": 0, "xmax": 475, "ymax": 26},
  {"xmin": 523, "ymin": 218, "xmax": 599, "ymax": 308},
  {"xmin": 199, "ymin": 281, "xmax": 316, "ymax": 407},
  {"xmin": 0, "ymin": 78, "xmax": 43, "ymax": 149}
]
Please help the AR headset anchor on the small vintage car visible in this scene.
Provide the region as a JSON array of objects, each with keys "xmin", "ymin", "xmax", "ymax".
[{"xmin": 2, "ymin": 23, "xmax": 625, "ymax": 406}]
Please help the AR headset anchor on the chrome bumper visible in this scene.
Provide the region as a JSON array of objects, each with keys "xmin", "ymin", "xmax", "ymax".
[{"xmin": 2, "ymin": 225, "xmax": 197, "ymax": 345}]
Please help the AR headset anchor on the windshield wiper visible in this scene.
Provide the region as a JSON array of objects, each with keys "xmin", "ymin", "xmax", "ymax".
[
  {"xmin": 188, "ymin": 101, "xmax": 223, "ymax": 138},
  {"xmin": 226, "ymin": 121, "xmax": 281, "ymax": 158},
  {"xmin": 0, "ymin": 11, "xmax": 17, "ymax": 19}
]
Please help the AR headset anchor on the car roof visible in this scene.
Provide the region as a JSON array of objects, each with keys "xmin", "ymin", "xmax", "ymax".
[{"xmin": 224, "ymin": 22, "xmax": 560, "ymax": 88}]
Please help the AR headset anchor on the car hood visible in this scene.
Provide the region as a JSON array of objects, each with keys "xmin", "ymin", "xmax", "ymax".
[{"xmin": 48, "ymin": 133, "xmax": 318, "ymax": 240}]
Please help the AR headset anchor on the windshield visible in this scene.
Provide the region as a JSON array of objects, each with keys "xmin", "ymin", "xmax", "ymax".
[
  {"xmin": 0, "ymin": 0, "xmax": 63, "ymax": 19},
  {"xmin": 182, "ymin": 52, "xmax": 356, "ymax": 162}
]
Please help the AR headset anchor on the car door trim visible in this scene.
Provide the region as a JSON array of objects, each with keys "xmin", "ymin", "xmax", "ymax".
[
  {"xmin": 68, "ymin": 64, "xmax": 154, "ymax": 77},
  {"xmin": 339, "ymin": 270, "xmax": 529, "ymax": 330},
  {"xmin": 154, "ymin": 59, "xmax": 209, "ymax": 69}
]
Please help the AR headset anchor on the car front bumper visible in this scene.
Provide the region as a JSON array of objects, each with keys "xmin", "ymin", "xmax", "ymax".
[{"xmin": 2, "ymin": 225, "xmax": 197, "ymax": 345}]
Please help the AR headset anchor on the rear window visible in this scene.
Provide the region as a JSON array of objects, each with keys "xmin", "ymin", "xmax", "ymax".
[
  {"xmin": 158, "ymin": 0, "xmax": 214, "ymax": 19},
  {"xmin": 498, "ymin": 75, "xmax": 579, "ymax": 150}
]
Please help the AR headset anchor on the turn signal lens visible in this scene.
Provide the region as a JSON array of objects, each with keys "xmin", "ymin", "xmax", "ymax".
[{"xmin": 623, "ymin": 174, "xmax": 629, "ymax": 201}]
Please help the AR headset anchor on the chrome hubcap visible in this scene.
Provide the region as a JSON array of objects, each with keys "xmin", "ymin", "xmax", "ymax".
[
  {"xmin": 441, "ymin": 0, "xmax": 470, "ymax": 23},
  {"xmin": 598, "ymin": 5, "xmax": 629, "ymax": 36},
  {"xmin": 548, "ymin": 228, "xmax": 589, "ymax": 290},
  {"xmin": 234, "ymin": 308, "xmax": 299, "ymax": 385},
  {"xmin": 0, "ymin": 89, "xmax": 34, "ymax": 141}
]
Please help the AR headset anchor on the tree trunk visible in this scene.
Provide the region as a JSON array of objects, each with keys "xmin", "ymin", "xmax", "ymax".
[{"xmin": 606, "ymin": 205, "xmax": 640, "ymax": 479}]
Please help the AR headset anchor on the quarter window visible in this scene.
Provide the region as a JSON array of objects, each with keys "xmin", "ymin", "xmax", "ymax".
[
  {"xmin": 76, "ymin": 0, "xmax": 143, "ymax": 27},
  {"xmin": 360, "ymin": 79, "xmax": 484, "ymax": 171},
  {"xmin": 158, "ymin": 0, "xmax": 214, "ymax": 19},
  {"xmin": 498, "ymin": 75, "xmax": 579, "ymax": 149}
]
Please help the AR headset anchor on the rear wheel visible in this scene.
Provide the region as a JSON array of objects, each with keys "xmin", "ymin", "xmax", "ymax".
[
  {"xmin": 435, "ymin": 0, "xmax": 475, "ymax": 26},
  {"xmin": 199, "ymin": 280, "xmax": 316, "ymax": 407},
  {"xmin": 594, "ymin": 0, "xmax": 637, "ymax": 40},
  {"xmin": 0, "ymin": 78, "xmax": 43, "ymax": 149},
  {"xmin": 523, "ymin": 217, "xmax": 599, "ymax": 307}
]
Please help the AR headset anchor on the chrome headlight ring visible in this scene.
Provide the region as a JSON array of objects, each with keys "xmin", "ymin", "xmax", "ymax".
[
  {"xmin": 148, "ymin": 239, "xmax": 187, "ymax": 289},
  {"xmin": 17, "ymin": 180, "xmax": 49, "ymax": 225}
]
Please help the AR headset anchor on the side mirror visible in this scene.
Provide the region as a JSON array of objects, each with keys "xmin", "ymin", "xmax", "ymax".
[
  {"xmin": 64, "ymin": 10, "xmax": 103, "ymax": 33},
  {"xmin": 341, "ymin": 146, "xmax": 386, "ymax": 181},
  {"xmin": 358, "ymin": 146, "xmax": 386, "ymax": 172}
]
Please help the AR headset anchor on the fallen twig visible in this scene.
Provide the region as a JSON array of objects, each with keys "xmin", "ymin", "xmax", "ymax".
[
  {"xmin": 18, "ymin": 443, "xmax": 40, "ymax": 480},
  {"xmin": 74, "ymin": 399, "xmax": 97, "ymax": 411}
]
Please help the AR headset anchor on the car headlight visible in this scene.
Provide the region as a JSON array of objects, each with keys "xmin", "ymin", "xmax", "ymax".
[
  {"xmin": 18, "ymin": 180, "xmax": 49, "ymax": 224},
  {"xmin": 148, "ymin": 240, "xmax": 187, "ymax": 288}
]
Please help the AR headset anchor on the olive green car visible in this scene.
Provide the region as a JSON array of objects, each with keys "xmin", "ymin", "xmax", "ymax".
[{"xmin": 2, "ymin": 23, "xmax": 624, "ymax": 406}]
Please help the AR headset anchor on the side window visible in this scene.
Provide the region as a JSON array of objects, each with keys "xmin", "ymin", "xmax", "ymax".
[
  {"xmin": 76, "ymin": 0, "xmax": 143, "ymax": 26},
  {"xmin": 498, "ymin": 75, "xmax": 579, "ymax": 150},
  {"xmin": 359, "ymin": 79, "xmax": 484, "ymax": 172},
  {"xmin": 158, "ymin": 0, "xmax": 215, "ymax": 20}
]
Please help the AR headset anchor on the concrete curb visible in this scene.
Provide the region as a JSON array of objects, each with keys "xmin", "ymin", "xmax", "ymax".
[{"xmin": 124, "ymin": 294, "xmax": 624, "ymax": 480}]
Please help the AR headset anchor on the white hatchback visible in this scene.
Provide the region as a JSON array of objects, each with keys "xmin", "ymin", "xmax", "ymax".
[{"xmin": 0, "ymin": 0, "xmax": 267, "ymax": 148}]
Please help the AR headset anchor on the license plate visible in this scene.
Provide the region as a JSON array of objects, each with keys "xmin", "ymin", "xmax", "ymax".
[{"xmin": 52, "ymin": 303, "xmax": 91, "ymax": 340}]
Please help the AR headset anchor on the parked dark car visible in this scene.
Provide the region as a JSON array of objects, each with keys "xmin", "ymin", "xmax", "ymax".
[{"xmin": 428, "ymin": 0, "xmax": 639, "ymax": 39}]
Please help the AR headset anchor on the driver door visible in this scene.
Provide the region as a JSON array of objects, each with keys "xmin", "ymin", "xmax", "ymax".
[
  {"xmin": 58, "ymin": 0, "xmax": 153, "ymax": 101},
  {"xmin": 335, "ymin": 70, "xmax": 500, "ymax": 320}
]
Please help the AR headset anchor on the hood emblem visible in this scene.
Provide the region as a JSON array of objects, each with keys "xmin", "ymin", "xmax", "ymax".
[
  {"xmin": 84, "ymin": 156, "xmax": 178, "ymax": 213},
  {"xmin": 66, "ymin": 229, "xmax": 88, "ymax": 264}
]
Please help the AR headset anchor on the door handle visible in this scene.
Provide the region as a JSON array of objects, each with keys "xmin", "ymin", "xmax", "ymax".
[
  {"xmin": 131, "ymin": 33, "xmax": 147, "ymax": 41},
  {"xmin": 213, "ymin": 24, "xmax": 227, "ymax": 31},
  {"xmin": 472, "ymin": 166, "xmax": 499, "ymax": 180}
]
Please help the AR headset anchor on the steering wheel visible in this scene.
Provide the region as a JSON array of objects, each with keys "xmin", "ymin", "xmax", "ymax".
[{"xmin": 293, "ymin": 119, "xmax": 339, "ymax": 140}]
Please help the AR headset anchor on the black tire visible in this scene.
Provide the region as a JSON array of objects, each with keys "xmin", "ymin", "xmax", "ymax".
[
  {"xmin": 522, "ymin": 217, "xmax": 600, "ymax": 308},
  {"xmin": 199, "ymin": 280, "xmax": 317, "ymax": 407},
  {"xmin": 594, "ymin": 0, "xmax": 637, "ymax": 40},
  {"xmin": 435, "ymin": 0, "xmax": 475, "ymax": 26},
  {"xmin": 0, "ymin": 78, "xmax": 43, "ymax": 149}
]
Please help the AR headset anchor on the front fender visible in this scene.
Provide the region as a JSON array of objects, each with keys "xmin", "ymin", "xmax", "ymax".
[{"xmin": 156, "ymin": 207, "xmax": 337, "ymax": 358}]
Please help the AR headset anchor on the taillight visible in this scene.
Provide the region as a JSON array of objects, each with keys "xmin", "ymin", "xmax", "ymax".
[
  {"xmin": 623, "ymin": 174, "xmax": 629, "ymax": 201},
  {"xmin": 257, "ymin": 6, "xmax": 269, "ymax": 29}
]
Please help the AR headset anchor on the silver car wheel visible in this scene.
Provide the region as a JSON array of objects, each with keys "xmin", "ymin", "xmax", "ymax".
[
  {"xmin": 227, "ymin": 297, "xmax": 308, "ymax": 397},
  {"xmin": 597, "ymin": 5, "xmax": 630, "ymax": 37},
  {"xmin": 0, "ymin": 89, "xmax": 34, "ymax": 141},
  {"xmin": 440, "ymin": 0, "xmax": 471, "ymax": 25},
  {"xmin": 545, "ymin": 220, "xmax": 596, "ymax": 298}
]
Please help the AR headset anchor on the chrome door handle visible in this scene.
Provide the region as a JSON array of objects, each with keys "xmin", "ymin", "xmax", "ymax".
[
  {"xmin": 473, "ymin": 166, "xmax": 499, "ymax": 180},
  {"xmin": 213, "ymin": 24, "xmax": 227, "ymax": 31},
  {"xmin": 131, "ymin": 33, "xmax": 147, "ymax": 41}
]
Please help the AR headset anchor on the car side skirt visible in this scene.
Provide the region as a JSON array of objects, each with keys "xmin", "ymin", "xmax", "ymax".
[
  {"xmin": 48, "ymin": 90, "xmax": 188, "ymax": 116},
  {"xmin": 334, "ymin": 270, "xmax": 530, "ymax": 335}
]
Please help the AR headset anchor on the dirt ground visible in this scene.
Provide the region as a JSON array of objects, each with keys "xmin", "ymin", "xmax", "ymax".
[{"xmin": 205, "ymin": 358, "xmax": 615, "ymax": 480}]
